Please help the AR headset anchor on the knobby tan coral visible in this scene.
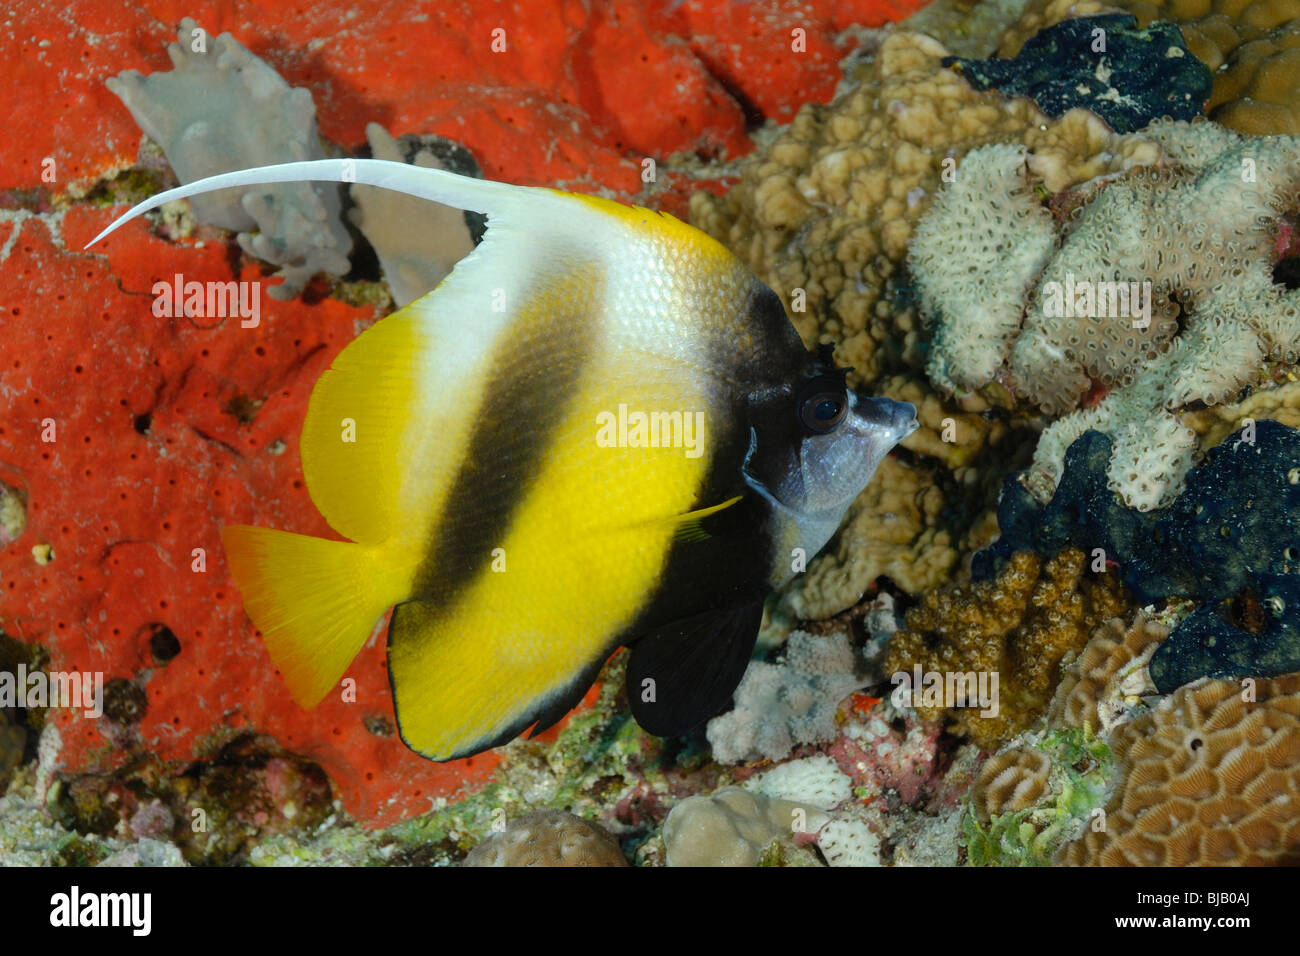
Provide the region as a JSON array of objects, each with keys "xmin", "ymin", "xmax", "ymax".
[
  {"xmin": 884, "ymin": 548, "xmax": 1132, "ymax": 748},
  {"xmin": 971, "ymin": 747, "xmax": 1053, "ymax": 820},
  {"xmin": 1049, "ymin": 609, "xmax": 1170, "ymax": 732},
  {"xmin": 462, "ymin": 809, "xmax": 628, "ymax": 867},
  {"xmin": 1059, "ymin": 675, "xmax": 1300, "ymax": 865}
]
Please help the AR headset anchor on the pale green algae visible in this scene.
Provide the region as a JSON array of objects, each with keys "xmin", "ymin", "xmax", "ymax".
[{"xmin": 962, "ymin": 726, "xmax": 1113, "ymax": 866}]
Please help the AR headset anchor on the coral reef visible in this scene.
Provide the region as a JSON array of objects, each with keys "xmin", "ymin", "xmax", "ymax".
[
  {"xmin": 1000, "ymin": 0, "xmax": 1300, "ymax": 135},
  {"xmin": 348, "ymin": 123, "xmax": 484, "ymax": 308},
  {"xmin": 1048, "ymin": 609, "xmax": 1169, "ymax": 732},
  {"xmin": 691, "ymin": 29, "xmax": 1160, "ymax": 614},
  {"xmin": 662, "ymin": 787, "xmax": 826, "ymax": 867},
  {"xmin": 50, "ymin": 733, "xmax": 334, "ymax": 865},
  {"xmin": 884, "ymin": 548, "xmax": 1131, "ymax": 747},
  {"xmin": 971, "ymin": 747, "xmax": 1052, "ymax": 819},
  {"xmin": 745, "ymin": 754, "xmax": 854, "ymax": 809},
  {"xmin": 946, "ymin": 15, "xmax": 1212, "ymax": 133},
  {"xmin": 707, "ymin": 630, "xmax": 865, "ymax": 763},
  {"xmin": 962, "ymin": 726, "xmax": 1113, "ymax": 865},
  {"xmin": 818, "ymin": 817, "xmax": 883, "ymax": 865},
  {"xmin": 913, "ymin": 120, "xmax": 1300, "ymax": 510},
  {"xmin": 1058, "ymin": 675, "xmax": 1300, "ymax": 865},
  {"xmin": 0, "ymin": 712, "xmax": 23, "ymax": 795},
  {"xmin": 462, "ymin": 809, "xmax": 628, "ymax": 867},
  {"xmin": 107, "ymin": 18, "xmax": 352, "ymax": 299},
  {"xmin": 975, "ymin": 421, "xmax": 1300, "ymax": 692},
  {"xmin": 1185, "ymin": 378, "xmax": 1300, "ymax": 450},
  {"xmin": 783, "ymin": 454, "xmax": 971, "ymax": 619}
]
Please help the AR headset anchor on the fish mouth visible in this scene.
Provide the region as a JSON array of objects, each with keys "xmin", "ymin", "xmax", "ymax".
[
  {"xmin": 852, "ymin": 394, "xmax": 918, "ymax": 440},
  {"xmin": 894, "ymin": 400, "xmax": 919, "ymax": 438}
]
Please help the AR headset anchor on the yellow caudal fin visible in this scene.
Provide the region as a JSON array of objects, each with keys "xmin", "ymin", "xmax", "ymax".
[{"xmin": 221, "ymin": 526, "xmax": 411, "ymax": 707}]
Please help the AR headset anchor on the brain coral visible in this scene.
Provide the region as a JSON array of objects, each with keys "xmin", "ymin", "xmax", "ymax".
[
  {"xmin": 1000, "ymin": 0, "xmax": 1300, "ymax": 135},
  {"xmin": 1058, "ymin": 674, "xmax": 1300, "ymax": 865},
  {"xmin": 971, "ymin": 747, "xmax": 1053, "ymax": 820},
  {"xmin": 1048, "ymin": 610, "xmax": 1169, "ymax": 732},
  {"xmin": 911, "ymin": 119, "xmax": 1300, "ymax": 510},
  {"xmin": 884, "ymin": 548, "xmax": 1131, "ymax": 747},
  {"xmin": 462, "ymin": 810, "xmax": 628, "ymax": 867}
]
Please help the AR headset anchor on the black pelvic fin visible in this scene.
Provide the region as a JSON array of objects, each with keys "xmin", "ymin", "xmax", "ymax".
[{"xmin": 625, "ymin": 598, "xmax": 765, "ymax": 738}]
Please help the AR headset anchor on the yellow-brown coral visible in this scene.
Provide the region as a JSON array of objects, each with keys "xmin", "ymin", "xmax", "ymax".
[
  {"xmin": 1049, "ymin": 609, "xmax": 1169, "ymax": 732},
  {"xmin": 884, "ymin": 549, "xmax": 1131, "ymax": 747},
  {"xmin": 971, "ymin": 747, "xmax": 1053, "ymax": 820},
  {"xmin": 1000, "ymin": 0, "xmax": 1300, "ymax": 135},
  {"xmin": 461, "ymin": 809, "xmax": 628, "ymax": 867},
  {"xmin": 1058, "ymin": 675, "xmax": 1300, "ymax": 865}
]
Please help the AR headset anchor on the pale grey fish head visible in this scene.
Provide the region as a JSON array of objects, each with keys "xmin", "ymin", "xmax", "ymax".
[
  {"xmin": 743, "ymin": 381, "xmax": 917, "ymax": 581},
  {"xmin": 794, "ymin": 391, "xmax": 917, "ymax": 519}
]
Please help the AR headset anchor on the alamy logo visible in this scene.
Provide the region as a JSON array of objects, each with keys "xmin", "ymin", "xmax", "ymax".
[
  {"xmin": 1041, "ymin": 274, "xmax": 1153, "ymax": 329},
  {"xmin": 890, "ymin": 666, "xmax": 999, "ymax": 718},
  {"xmin": 0, "ymin": 665, "xmax": 102, "ymax": 718},
  {"xmin": 595, "ymin": 404, "xmax": 706, "ymax": 459},
  {"xmin": 50, "ymin": 886, "xmax": 151, "ymax": 936},
  {"xmin": 152, "ymin": 274, "xmax": 261, "ymax": 328}
]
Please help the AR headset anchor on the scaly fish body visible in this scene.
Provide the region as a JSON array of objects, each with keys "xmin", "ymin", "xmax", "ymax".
[{"xmin": 88, "ymin": 161, "xmax": 917, "ymax": 760}]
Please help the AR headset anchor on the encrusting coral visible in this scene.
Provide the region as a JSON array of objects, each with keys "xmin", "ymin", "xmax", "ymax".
[
  {"xmin": 461, "ymin": 809, "xmax": 628, "ymax": 867},
  {"xmin": 1000, "ymin": 0, "xmax": 1300, "ymax": 136},
  {"xmin": 884, "ymin": 548, "xmax": 1131, "ymax": 748},
  {"xmin": 1058, "ymin": 674, "xmax": 1300, "ymax": 865},
  {"xmin": 911, "ymin": 119, "xmax": 1300, "ymax": 511},
  {"xmin": 107, "ymin": 17, "xmax": 352, "ymax": 299}
]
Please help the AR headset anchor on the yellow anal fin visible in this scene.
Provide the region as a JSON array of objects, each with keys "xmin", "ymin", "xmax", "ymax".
[{"xmin": 222, "ymin": 526, "xmax": 410, "ymax": 707}]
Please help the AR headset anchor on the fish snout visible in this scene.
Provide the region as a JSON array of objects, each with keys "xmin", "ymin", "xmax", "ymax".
[{"xmin": 853, "ymin": 395, "xmax": 918, "ymax": 441}]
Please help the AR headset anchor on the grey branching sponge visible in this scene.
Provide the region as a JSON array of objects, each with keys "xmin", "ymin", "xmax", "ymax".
[
  {"xmin": 462, "ymin": 810, "xmax": 628, "ymax": 867},
  {"xmin": 349, "ymin": 123, "xmax": 484, "ymax": 307},
  {"xmin": 107, "ymin": 17, "xmax": 352, "ymax": 300}
]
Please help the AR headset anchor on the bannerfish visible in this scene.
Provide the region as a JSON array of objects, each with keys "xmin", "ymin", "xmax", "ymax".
[{"xmin": 87, "ymin": 160, "xmax": 918, "ymax": 761}]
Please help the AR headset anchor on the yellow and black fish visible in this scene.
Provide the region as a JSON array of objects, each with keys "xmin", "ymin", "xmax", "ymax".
[{"xmin": 88, "ymin": 160, "xmax": 917, "ymax": 760}]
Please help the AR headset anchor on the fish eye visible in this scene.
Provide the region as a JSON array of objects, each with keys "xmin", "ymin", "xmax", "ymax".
[{"xmin": 798, "ymin": 378, "xmax": 847, "ymax": 434}]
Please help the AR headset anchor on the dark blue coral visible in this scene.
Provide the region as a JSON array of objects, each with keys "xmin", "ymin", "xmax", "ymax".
[
  {"xmin": 973, "ymin": 420, "xmax": 1300, "ymax": 692},
  {"xmin": 943, "ymin": 14, "xmax": 1212, "ymax": 134}
]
